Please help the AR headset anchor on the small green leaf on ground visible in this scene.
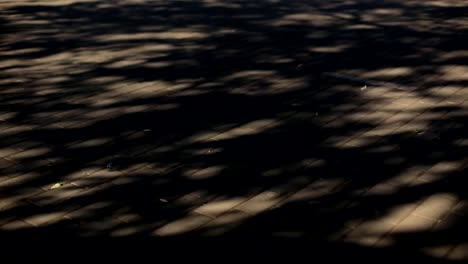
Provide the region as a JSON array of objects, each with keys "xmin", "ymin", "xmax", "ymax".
[{"xmin": 50, "ymin": 183, "xmax": 63, "ymax": 189}]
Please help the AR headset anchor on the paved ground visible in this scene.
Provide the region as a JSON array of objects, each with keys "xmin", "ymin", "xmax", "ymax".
[{"xmin": 1, "ymin": 0, "xmax": 468, "ymax": 261}]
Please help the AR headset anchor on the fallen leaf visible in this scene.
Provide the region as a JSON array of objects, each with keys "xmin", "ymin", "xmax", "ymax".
[{"xmin": 50, "ymin": 183, "xmax": 63, "ymax": 190}]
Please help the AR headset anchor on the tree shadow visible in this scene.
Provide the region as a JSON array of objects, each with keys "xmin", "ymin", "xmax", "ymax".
[{"xmin": 0, "ymin": 0, "xmax": 467, "ymax": 261}]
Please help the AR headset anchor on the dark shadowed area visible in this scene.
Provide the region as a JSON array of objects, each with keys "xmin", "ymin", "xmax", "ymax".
[{"xmin": 0, "ymin": 0, "xmax": 468, "ymax": 261}]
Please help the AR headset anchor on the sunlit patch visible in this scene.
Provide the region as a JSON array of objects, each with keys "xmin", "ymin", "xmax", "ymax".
[
  {"xmin": 195, "ymin": 197, "xmax": 247, "ymax": 217},
  {"xmin": 156, "ymin": 82, "xmax": 193, "ymax": 94},
  {"xmin": 364, "ymin": 182, "xmax": 399, "ymax": 196},
  {"xmin": 225, "ymin": 70, "xmax": 306, "ymax": 95},
  {"xmin": 2, "ymin": 125, "xmax": 35, "ymax": 136},
  {"xmin": 107, "ymin": 80, "xmax": 175, "ymax": 96},
  {"xmin": 362, "ymin": 67, "xmax": 413, "ymax": 79},
  {"xmin": 446, "ymin": 243, "xmax": 468, "ymax": 260},
  {"xmin": 210, "ymin": 119, "xmax": 280, "ymax": 141},
  {"xmin": 23, "ymin": 210, "xmax": 70, "ymax": 227},
  {"xmin": 421, "ymin": 245, "xmax": 455, "ymax": 259},
  {"xmin": 0, "ymin": 192, "xmax": 42, "ymax": 215},
  {"xmin": 341, "ymin": 136, "xmax": 378, "ymax": 148},
  {"xmin": 412, "ymin": 162, "xmax": 461, "ymax": 185},
  {"xmin": 428, "ymin": 161, "xmax": 461, "ymax": 175},
  {"xmin": 201, "ymin": 210, "xmax": 250, "ymax": 236},
  {"xmin": 27, "ymin": 184, "xmax": 85, "ymax": 207},
  {"xmin": 0, "ymin": 220, "xmax": 33, "ymax": 231},
  {"xmin": 107, "ymin": 59, "xmax": 147, "ymax": 68},
  {"xmin": 228, "ymin": 70, "xmax": 276, "ymax": 79},
  {"xmin": 54, "ymin": 118, "xmax": 96, "ymax": 129},
  {"xmin": 7, "ymin": 147, "xmax": 51, "ymax": 161},
  {"xmin": 360, "ymin": 10, "xmax": 404, "ymax": 26},
  {"xmin": 34, "ymin": 87, "xmax": 68, "ymax": 96},
  {"xmin": 153, "ymin": 213, "xmax": 211, "ymax": 236},
  {"xmin": 184, "ymin": 130, "xmax": 221, "ymax": 144},
  {"xmin": 202, "ymin": 0, "xmax": 241, "ymax": 8},
  {"xmin": 393, "ymin": 214, "xmax": 435, "ymax": 233},
  {"xmin": 110, "ymin": 227, "xmax": 138, "ymax": 236},
  {"xmin": 273, "ymin": 13, "xmax": 337, "ymax": 27},
  {"xmin": 344, "ymin": 195, "xmax": 454, "ymax": 248},
  {"xmin": 308, "ymin": 44, "xmax": 351, "ymax": 53},
  {"xmin": 113, "ymin": 206, "xmax": 143, "ymax": 223},
  {"xmin": 86, "ymin": 76, "xmax": 126, "ymax": 85},
  {"xmin": 372, "ymin": 8, "xmax": 404, "ymax": 16},
  {"xmin": 301, "ymin": 158, "xmax": 327, "ymax": 169},
  {"xmin": 0, "ymin": 171, "xmax": 42, "ymax": 191},
  {"xmin": 69, "ymin": 138, "xmax": 113, "ymax": 149},
  {"xmin": 144, "ymin": 61, "xmax": 172, "ymax": 69},
  {"xmin": 110, "ymin": 225, "xmax": 146, "ymax": 236},
  {"xmin": 321, "ymin": 134, "xmax": 351, "ymax": 147},
  {"xmin": 96, "ymin": 31, "xmax": 207, "ymax": 42},
  {"xmin": 436, "ymin": 51, "xmax": 468, "ymax": 62},
  {"xmin": 454, "ymin": 138, "xmax": 468, "ymax": 147},
  {"xmin": 0, "ymin": 47, "xmax": 43, "ymax": 56},
  {"xmin": 439, "ymin": 65, "xmax": 468, "ymax": 81},
  {"xmin": 92, "ymin": 96, "xmax": 121, "ymax": 107},
  {"xmin": 236, "ymin": 191, "xmax": 282, "ymax": 214},
  {"xmin": 287, "ymin": 179, "xmax": 345, "ymax": 202},
  {"xmin": 0, "ymin": 112, "xmax": 18, "ymax": 121},
  {"xmin": 344, "ymin": 220, "xmax": 394, "ymax": 247},
  {"xmin": 344, "ymin": 24, "xmax": 378, "ymax": 30},
  {"xmin": 64, "ymin": 201, "xmax": 114, "ymax": 222},
  {"xmin": 215, "ymin": 28, "xmax": 239, "ymax": 35},
  {"xmin": 407, "ymin": 0, "xmax": 468, "ymax": 8},
  {"xmin": 184, "ymin": 165, "xmax": 225, "ymax": 180},
  {"xmin": 333, "ymin": 12, "xmax": 354, "ymax": 20},
  {"xmin": 426, "ymin": 85, "xmax": 462, "ymax": 98}
]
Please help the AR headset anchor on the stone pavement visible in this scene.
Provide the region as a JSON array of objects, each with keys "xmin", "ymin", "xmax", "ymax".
[{"xmin": 1, "ymin": 0, "xmax": 468, "ymax": 261}]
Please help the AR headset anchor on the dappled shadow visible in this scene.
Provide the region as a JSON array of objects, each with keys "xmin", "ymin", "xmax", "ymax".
[{"xmin": 1, "ymin": 0, "xmax": 468, "ymax": 261}]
